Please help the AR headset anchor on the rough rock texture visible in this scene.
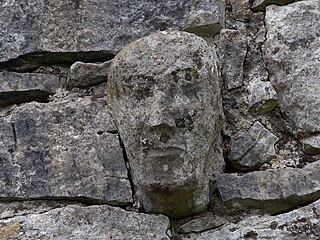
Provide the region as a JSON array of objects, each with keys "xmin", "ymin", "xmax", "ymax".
[
  {"xmin": 228, "ymin": 121, "xmax": 278, "ymax": 171},
  {"xmin": 229, "ymin": 0, "xmax": 251, "ymax": 21},
  {"xmin": 197, "ymin": 199, "xmax": 320, "ymax": 240},
  {"xmin": 108, "ymin": 31, "xmax": 224, "ymax": 218},
  {"xmin": 178, "ymin": 215, "xmax": 226, "ymax": 234},
  {"xmin": 0, "ymin": 0, "xmax": 225, "ymax": 70},
  {"xmin": 0, "ymin": 71, "xmax": 63, "ymax": 107},
  {"xmin": 0, "ymin": 90, "xmax": 132, "ymax": 205},
  {"xmin": 0, "ymin": 205, "xmax": 170, "ymax": 240},
  {"xmin": 248, "ymin": 78, "xmax": 278, "ymax": 115},
  {"xmin": 217, "ymin": 160, "xmax": 320, "ymax": 213},
  {"xmin": 219, "ymin": 29, "xmax": 247, "ymax": 90},
  {"xmin": 263, "ymin": 1, "xmax": 320, "ymax": 136},
  {"xmin": 252, "ymin": 0, "xmax": 298, "ymax": 11},
  {"xmin": 67, "ymin": 61, "xmax": 111, "ymax": 89},
  {"xmin": 302, "ymin": 135, "xmax": 320, "ymax": 155}
]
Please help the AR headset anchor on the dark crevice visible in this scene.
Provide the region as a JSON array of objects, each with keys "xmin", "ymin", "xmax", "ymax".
[
  {"xmin": 0, "ymin": 90, "xmax": 50, "ymax": 108},
  {"xmin": 117, "ymin": 133, "xmax": 136, "ymax": 207},
  {"xmin": 0, "ymin": 51, "xmax": 115, "ymax": 73},
  {"xmin": 260, "ymin": 12, "xmax": 271, "ymax": 82},
  {"xmin": 11, "ymin": 122, "xmax": 17, "ymax": 149}
]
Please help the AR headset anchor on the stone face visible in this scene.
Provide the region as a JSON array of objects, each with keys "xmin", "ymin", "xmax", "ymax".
[
  {"xmin": 263, "ymin": 1, "xmax": 320, "ymax": 135},
  {"xmin": 0, "ymin": 205, "xmax": 170, "ymax": 240},
  {"xmin": 248, "ymin": 78, "xmax": 278, "ymax": 115},
  {"xmin": 0, "ymin": 0, "xmax": 225, "ymax": 70},
  {"xmin": 219, "ymin": 29, "xmax": 247, "ymax": 90},
  {"xmin": 229, "ymin": 121, "xmax": 278, "ymax": 171},
  {"xmin": 0, "ymin": 71, "xmax": 63, "ymax": 107},
  {"xmin": 252, "ymin": 0, "xmax": 298, "ymax": 11},
  {"xmin": 108, "ymin": 31, "xmax": 224, "ymax": 218},
  {"xmin": 302, "ymin": 135, "xmax": 320, "ymax": 155},
  {"xmin": 0, "ymin": 91, "xmax": 132, "ymax": 205},
  {"xmin": 67, "ymin": 61, "xmax": 111, "ymax": 89},
  {"xmin": 197, "ymin": 199, "xmax": 320, "ymax": 240},
  {"xmin": 217, "ymin": 160, "xmax": 320, "ymax": 213}
]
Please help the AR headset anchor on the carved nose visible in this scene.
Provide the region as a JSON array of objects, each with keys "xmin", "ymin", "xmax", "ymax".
[
  {"xmin": 148, "ymin": 90, "xmax": 176, "ymax": 129},
  {"xmin": 148, "ymin": 107, "xmax": 176, "ymax": 129}
]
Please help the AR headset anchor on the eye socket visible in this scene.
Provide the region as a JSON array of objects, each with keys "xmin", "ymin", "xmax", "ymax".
[{"xmin": 175, "ymin": 114, "xmax": 194, "ymax": 130}]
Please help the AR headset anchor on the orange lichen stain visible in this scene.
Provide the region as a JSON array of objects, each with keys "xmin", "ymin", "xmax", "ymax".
[{"xmin": 0, "ymin": 222, "xmax": 22, "ymax": 240}]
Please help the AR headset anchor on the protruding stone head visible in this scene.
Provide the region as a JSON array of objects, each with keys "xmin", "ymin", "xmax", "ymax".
[{"xmin": 107, "ymin": 31, "xmax": 224, "ymax": 218}]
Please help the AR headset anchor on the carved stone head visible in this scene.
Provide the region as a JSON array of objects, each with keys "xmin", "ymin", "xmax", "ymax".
[{"xmin": 107, "ymin": 31, "xmax": 224, "ymax": 218}]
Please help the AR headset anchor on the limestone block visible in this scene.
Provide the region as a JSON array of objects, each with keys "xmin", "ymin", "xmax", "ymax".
[
  {"xmin": 0, "ymin": 92, "xmax": 132, "ymax": 205},
  {"xmin": 263, "ymin": 1, "xmax": 320, "ymax": 135},
  {"xmin": 0, "ymin": 0, "xmax": 225, "ymax": 70},
  {"xmin": 219, "ymin": 29, "xmax": 247, "ymax": 90},
  {"xmin": 198, "ymin": 199, "xmax": 320, "ymax": 240},
  {"xmin": 248, "ymin": 78, "xmax": 278, "ymax": 115},
  {"xmin": 0, "ymin": 71, "xmax": 63, "ymax": 107},
  {"xmin": 67, "ymin": 61, "xmax": 111, "ymax": 89},
  {"xmin": 229, "ymin": 121, "xmax": 278, "ymax": 171},
  {"xmin": 0, "ymin": 205, "xmax": 170, "ymax": 240},
  {"xmin": 217, "ymin": 160, "xmax": 320, "ymax": 213}
]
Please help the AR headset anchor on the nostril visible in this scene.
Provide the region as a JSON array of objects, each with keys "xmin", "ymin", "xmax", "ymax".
[{"xmin": 160, "ymin": 133, "xmax": 170, "ymax": 143}]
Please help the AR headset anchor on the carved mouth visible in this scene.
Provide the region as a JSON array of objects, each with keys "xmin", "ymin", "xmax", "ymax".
[{"xmin": 145, "ymin": 147, "xmax": 184, "ymax": 158}]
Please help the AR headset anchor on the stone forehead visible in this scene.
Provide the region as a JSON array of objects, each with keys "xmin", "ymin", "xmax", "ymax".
[{"xmin": 109, "ymin": 31, "xmax": 211, "ymax": 81}]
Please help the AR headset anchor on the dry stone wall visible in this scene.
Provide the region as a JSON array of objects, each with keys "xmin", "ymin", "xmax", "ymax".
[{"xmin": 0, "ymin": 0, "xmax": 320, "ymax": 239}]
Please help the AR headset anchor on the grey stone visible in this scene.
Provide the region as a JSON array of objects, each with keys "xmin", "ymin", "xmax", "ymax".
[
  {"xmin": 302, "ymin": 135, "xmax": 320, "ymax": 155},
  {"xmin": 217, "ymin": 160, "xmax": 320, "ymax": 213},
  {"xmin": 252, "ymin": 0, "xmax": 299, "ymax": 11},
  {"xmin": 108, "ymin": 31, "xmax": 224, "ymax": 218},
  {"xmin": 0, "ymin": 90, "xmax": 132, "ymax": 205},
  {"xmin": 263, "ymin": 1, "xmax": 320, "ymax": 136},
  {"xmin": 178, "ymin": 215, "xmax": 226, "ymax": 234},
  {"xmin": 248, "ymin": 79, "xmax": 278, "ymax": 115},
  {"xmin": 229, "ymin": 0, "xmax": 251, "ymax": 21},
  {"xmin": 0, "ymin": 0, "xmax": 225, "ymax": 70},
  {"xmin": 0, "ymin": 204, "xmax": 170, "ymax": 240},
  {"xmin": 197, "ymin": 199, "xmax": 320, "ymax": 240},
  {"xmin": 219, "ymin": 29, "xmax": 247, "ymax": 90},
  {"xmin": 0, "ymin": 71, "xmax": 63, "ymax": 107},
  {"xmin": 0, "ymin": 201, "xmax": 75, "ymax": 220},
  {"xmin": 67, "ymin": 61, "xmax": 111, "ymax": 89},
  {"xmin": 229, "ymin": 121, "xmax": 278, "ymax": 171}
]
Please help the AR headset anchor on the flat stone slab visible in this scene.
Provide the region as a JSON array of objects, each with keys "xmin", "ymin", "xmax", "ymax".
[
  {"xmin": 0, "ymin": 204, "xmax": 170, "ymax": 240},
  {"xmin": 0, "ymin": 91, "xmax": 132, "ymax": 205},
  {"xmin": 0, "ymin": 71, "xmax": 63, "ymax": 107},
  {"xmin": 0, "ymin": 0, "xmax": 225, "ymax": 69},
  {"xmin": 217, "ymin": 161, "xmax": 320, "ymax": 213},
  {"xmin": 251, "ymin": 0, "xmax": 297, "ymax": 11},
  {"xmin": 263, "ymin": 1, "xmax": 320, "ymax": 135},
  {"xmin": 197, "ymin": 199, "xmax": 320, "ymax": 240},
  {"xmin": 229, "ymin": 121, "xmax": 278, "ymax": 171}
]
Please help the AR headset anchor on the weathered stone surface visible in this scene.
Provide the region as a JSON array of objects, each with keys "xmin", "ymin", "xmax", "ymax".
[
  {"xmin": 248, "ymin": 79, "xmax": 278, "ymax": 115},
  {"xmin": 197, "ymin": 199, "xmax": 320, "ymax": 240},
  {"xmin": 302, "ymin": 135, "xmax": 320, "ymax": 155},
  {"xmin": 0, "ymin": 91, "xmax": 132, "ymax": 205},
  {"xmin": 252, "ymin": 0, "xmax": 298, "ymax": 11},
  {"xmin": 0, "ymin": 201, "xmax": 75, "ymax": 220},
  {"xmin": 263, "ymin": 1, "xmax": 320, "ymax": 135},
  {"xmin": 0, "ymin": 0, "xmax": 225, "ymax": 70},
  {"xmin": 217, "ymin": 160, "xmax": 320, "ymax": 213},
  {"xmin": 67, "ymin": 61, "xmax": 111, "ymax": 89},
  {"xmin": 219, "ymin": 29, "xmax": 247, "ymax": 90},
  {"xmin": 0, "ymin": 71, "xmax": 63, "ymax": 107},
  {"xmin": 178, "ymin": 215, "xmax": 226, "ymax": 234},
  {"xmin": 229, "ymin": 0, "xmax": 251, "ymax": 21},
  {"xmin": 0, "ymin": 204, "xmax": 170, "ymax": 240},
  {"xmin": 108, "ymin": 31, "xmax": 224, "ymax": 218},
  {"xmin": 229, "ymin": 121, "xmax": 278, "ymax": 171}
]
